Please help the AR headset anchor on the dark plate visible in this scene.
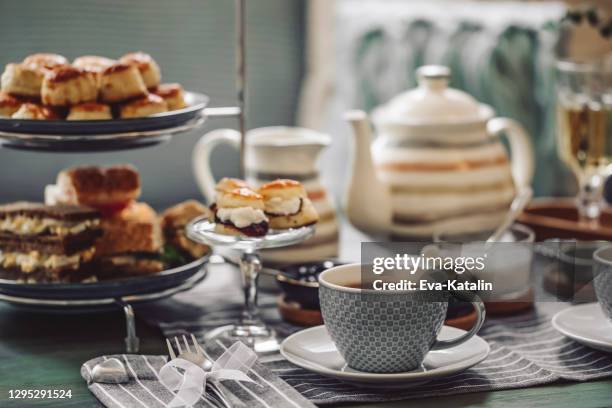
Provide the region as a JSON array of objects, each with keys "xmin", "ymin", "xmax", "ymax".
[
  {"xmin": 276, "ymin": 260, "xmax": 345, "ymax": 310},
  {"xmin": 0, "ymin": 92, "xmax": 209, "ymax": 135},
  {"xmin": 0, "ymin": 255, "xmax": 209, "ymax": 300}
]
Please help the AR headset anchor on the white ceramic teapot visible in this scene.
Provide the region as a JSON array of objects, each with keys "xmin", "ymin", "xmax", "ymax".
[{"xmin": 344, "ymin": 65, "xmax": 534, "ymax": 239}]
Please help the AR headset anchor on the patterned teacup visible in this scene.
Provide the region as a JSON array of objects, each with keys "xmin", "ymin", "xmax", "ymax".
[
  {"xmin": 318, "ymin": 263, "xmax": 486, "ymax": 373},
  {"xmin": 592, "ymin": 246, "xmax": 612, "ymax": 321}
]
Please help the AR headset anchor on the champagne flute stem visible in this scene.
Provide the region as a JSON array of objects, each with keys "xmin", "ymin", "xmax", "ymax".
[{"xmin": 577, "ymin": 170, "xmax": 605, "ymax": 226}]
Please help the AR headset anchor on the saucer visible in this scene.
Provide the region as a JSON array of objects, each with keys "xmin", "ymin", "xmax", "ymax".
[
  {"xmin": 552, "ymin": 303, "xmax": 612, "ymax": 353},
  {"xmin": 279, "ymin": 325, "xmax": 489, "ymax": 389}
]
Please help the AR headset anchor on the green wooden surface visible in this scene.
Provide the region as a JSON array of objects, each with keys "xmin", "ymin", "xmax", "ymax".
[{"xmin": 0, "ymin": 303, "xmax": 611, "ymax": 408}]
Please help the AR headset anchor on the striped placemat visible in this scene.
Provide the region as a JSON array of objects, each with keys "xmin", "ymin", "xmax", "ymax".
[{"xmin": 80, "ymin": 261, "xmax": 612, "ymax": 407}]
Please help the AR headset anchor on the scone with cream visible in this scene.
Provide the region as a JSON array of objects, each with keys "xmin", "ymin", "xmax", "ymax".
[
  {"xmin": 12, "ymin": 103, "xmax": 61, "ymax": 120},
  {"xmin": 67, "ymin": 103, "xmax": 112, "ymax": 120},
  {"xmin": 214, "ymin": 188, "xmax": 269, "ymax": 237},
  {"xmin": 99, "ymin": 63, "xmax": 147, "ymax": 103},
  {"xmin": 119, "ymin": 93, "xmax": 167, "ymax": 118},
  {"xmin": 0, "ymin": 92, "xmax": 23, "ymax": 117},
  {"xmin": 1, "ymin": 63, "xmax": 43, "ymax": 98},
  {"xmin": 259, "ymin": 179, "xmax": 319, "ymax": 229},
  {"xmin": 120, "ymin": 52, "xmax": 161, "ymax": 90},
  {"xmin": 41, "ymin": 66, "xmax": 98, "ymax": 106},
  {"xmin": 154, "ymin": 83, "xmax": 187, "ymax": 110}
]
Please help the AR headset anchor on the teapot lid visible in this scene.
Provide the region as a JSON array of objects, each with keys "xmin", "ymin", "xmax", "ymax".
[{"xmin": 373, "ymin": 65, "xmax": 493, "ymax": 125}]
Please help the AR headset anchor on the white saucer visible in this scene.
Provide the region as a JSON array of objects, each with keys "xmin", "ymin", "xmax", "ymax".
[
  {"xmin": 552, "ymin": 303, "xmax": 612, "ymax": 353},
  {"xmin": 279, "ymin": 325, "xmax": 490, "ymax": 389}
]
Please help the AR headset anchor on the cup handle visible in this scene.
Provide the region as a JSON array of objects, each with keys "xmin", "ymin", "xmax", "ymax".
[
  {"xmin": 430, "ymin": 292, "xmax": 486, "ymax": 350},
  {"xmin": 192, "ymin": 129, "xmax": 241, "ymax": 203},
  {"xmin": 487, "ymin": 117, "xmax": 534, "ymax": 190}
]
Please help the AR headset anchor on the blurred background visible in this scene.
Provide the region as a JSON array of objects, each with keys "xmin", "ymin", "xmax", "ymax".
[{"xmin": 0, "ymin": 0, "xmax": 610, "ymax": 209}]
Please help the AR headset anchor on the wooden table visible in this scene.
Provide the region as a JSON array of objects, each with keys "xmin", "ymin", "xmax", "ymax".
[{"xmin": 1, "ymin": 289, "xmax": 612, "ymax": 408}]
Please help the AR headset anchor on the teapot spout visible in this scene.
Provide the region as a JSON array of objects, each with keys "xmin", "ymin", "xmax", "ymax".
[{"xmin": 343, "ymin": 110, "xmax": 393, "ymax": 236}]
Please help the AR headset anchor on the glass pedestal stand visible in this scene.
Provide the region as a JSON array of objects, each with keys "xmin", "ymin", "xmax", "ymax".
[{"xmin": 187, "ymin": 218, "xmax": 315, "ymax": 353}]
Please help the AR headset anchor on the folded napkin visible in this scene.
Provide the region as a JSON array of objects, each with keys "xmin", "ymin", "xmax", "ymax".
[{"xmin": 82, "ymin": 337, "xmax": 316, "ymax": 408}]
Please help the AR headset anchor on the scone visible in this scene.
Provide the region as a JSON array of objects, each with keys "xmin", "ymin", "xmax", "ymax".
[
  {"xmin": 1, "ymin": 63, "xmax": 43, "ymax": 98},
  {"xmin": 120, "ymin": 52, "xmax": 161, "ymax": 90},
  {"xmin": 214, "ymin": 188, "xmax": 269, "ymax": 237},
  {"xmin": 153, "ymin": 83, "xmax": 187, "ymax": 110},
  {"xmin": 215, "ymin": 178, "xmax": 250, "ymax": 195},
  {"xmin": 73, "ymin": 56, "xmax": 116, "ymax": 74},
  {"xmin": 119, "ymin": 93, "xmax": 167, "ymax": 118},
  {"xmin": 67, "ymin": 103, "xmax": 112, "ymax": 120},
  {"xmin": 0, "ymin": 92, "xmax": 23, "ymax": 117},
  {"xmin": 41, "ymin": 66, "xmax": 98, "ymax": 106},
  {"xmin": 259, "ymin": 179, "xmax": 319, "ymax": 229},
  {"xmin": 12, "ymin": 103, "xmax": 61, "ymax": 120},
  {"xmin": 99, "ymin": 63, "xmax": 147, "ymax": 103},
  {"xmin": 161, "ymin": 200, "xmax": 211, "ymax": 259},
  {"xmin": 23, "ymin": 53, "xmax": 68, "ymax": 70}
]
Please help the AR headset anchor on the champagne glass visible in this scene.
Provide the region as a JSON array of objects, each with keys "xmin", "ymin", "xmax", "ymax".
[{"xmin": 556, "ymin": 59, "xmax": 612, "ymax": 225}]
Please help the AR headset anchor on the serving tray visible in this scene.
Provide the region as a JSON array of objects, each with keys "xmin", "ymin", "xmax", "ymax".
[{"xmin": 0, "ymin": 255, "xmax": 209, "ymax": 301}]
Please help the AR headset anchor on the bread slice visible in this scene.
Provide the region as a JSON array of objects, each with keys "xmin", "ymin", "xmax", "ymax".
[{"xmin": 95, "ymin": 202, "xmax": 162, "ymax": 256}]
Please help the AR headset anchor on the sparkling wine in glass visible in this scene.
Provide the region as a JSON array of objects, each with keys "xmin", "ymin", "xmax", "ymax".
[{"xmin": 556, "ymin": 59, "xmax": 612, "ymax": 224}]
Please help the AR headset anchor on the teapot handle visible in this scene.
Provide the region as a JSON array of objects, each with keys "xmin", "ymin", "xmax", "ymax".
[
  {"xmin": 192, "ymin": 129, "xmax": 241, "ymax": 203},
  {"xmin": 487, "ymin": 118, "xmax": 534, "ymax": 189}
]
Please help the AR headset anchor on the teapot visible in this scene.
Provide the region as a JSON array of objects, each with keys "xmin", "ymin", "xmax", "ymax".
[{"xmin": 344, "ymin": 65, "xmax": 534, "ymax": 239}]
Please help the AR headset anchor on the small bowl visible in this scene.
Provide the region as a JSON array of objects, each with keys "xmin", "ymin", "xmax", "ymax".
[{"xmin": 276, "ymin": 260, "xmax": 345, "ymax": 310}]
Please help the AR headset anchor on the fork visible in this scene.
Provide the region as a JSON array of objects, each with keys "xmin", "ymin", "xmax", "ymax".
[{"xmin": 166, "ymin": 334, "xmax": 234, "ymax": 408}]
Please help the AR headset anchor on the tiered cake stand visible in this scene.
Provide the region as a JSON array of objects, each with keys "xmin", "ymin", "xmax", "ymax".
[{"xmin": 0, "ymin": 0, "xmax": 251, "ymax": 352}]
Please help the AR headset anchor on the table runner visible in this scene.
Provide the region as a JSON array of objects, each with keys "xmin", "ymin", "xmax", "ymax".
[{"xmin": 132, "ymin": 262, "xmax": 612, "ymax": 405}]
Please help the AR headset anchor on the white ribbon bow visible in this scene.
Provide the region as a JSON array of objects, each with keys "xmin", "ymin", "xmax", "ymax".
[{"xmin": 159, "ymin": 341, "xmax": 257, "ymax": 408}]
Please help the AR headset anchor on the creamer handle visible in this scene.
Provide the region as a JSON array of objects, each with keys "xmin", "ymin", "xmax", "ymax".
[{"xmin": 192, "ymin": 129, "xmax": 241, "ymax": 203}]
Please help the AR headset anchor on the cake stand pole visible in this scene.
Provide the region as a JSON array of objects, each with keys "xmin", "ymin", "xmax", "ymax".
[{"xmin": 235, "ymin": 0, "xmax": 247, "ymax": 178}]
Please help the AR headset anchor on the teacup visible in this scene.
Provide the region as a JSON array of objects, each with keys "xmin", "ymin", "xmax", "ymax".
[
  {"xmin": 592, "ymin": 245, "xmax": 612, "ymax": 321},
  {"xmin": 318, "ymin": 263, "xmax": 485, "ymax": 373}
]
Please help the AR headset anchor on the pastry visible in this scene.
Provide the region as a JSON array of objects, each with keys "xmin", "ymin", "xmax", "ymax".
[
  {"xmin": 99, "ymin": 63, "xmax": 147, "ymax": 103},
  {"xmin": 0, "ymin": 92, "xmax": 23, "ymax": 117},
  {"xmin": 1, "ymin": 63, "xmax": 43, "ymax": 98},
  {"xmin": 214, "ymin": 188, "xmax": 269, "ymax": 237},
  {"xmin": 120, "ymin": 52, "xmax": 161, "ymax": 90},
  {"xmin": 119, "ymin": 93, "xmax": 167, "ymax": 118},
  {"xmin": 11, "ymin": 103, "xmax": 61, "ymax": 120},
  {"xmin": 259, "ymin": 179, "xmax": 319, "ymax": 229},
  {"xmin": 0, "ymin": 202, "xmax": 101, "ymax": 283},
  {"xmin": 41, "ymin": 66, "xmax": 98, "ymax": 106},
  {"xmin": 161, "ymin": 200, "xmax": 211, "ymax": 259},
  {"xmin": 73, "ymin": 55, "xmax": 116, "ymax": 74},
  {"xmin": 215, "ymin": 178, "xmax": 250, "ymax": 194},
  {"xmin": 153, "ymin": 83, "xmax": 187, "ymax": 110},
  {"xmin": 23, "ymin": 53, "xmax": 68, "ymax": 70},
  {"xmin": 45, "ymin": 165, "xmax": 141, "ymax": 217},
  {"xmin": 66, "ymin": 102, "xmax": 112, "ymax": 120}
]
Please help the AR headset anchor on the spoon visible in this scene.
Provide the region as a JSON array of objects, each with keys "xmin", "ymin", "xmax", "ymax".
[{"xmin": 487, "ymin": 186, "xmax": 533, "ymax": 244}]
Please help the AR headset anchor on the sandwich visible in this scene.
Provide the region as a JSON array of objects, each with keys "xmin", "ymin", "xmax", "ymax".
[
  {"xmin": 0, "ymin": 202, "xmax": 101, "ymax": 282},
  {"xmin": 94, "ymin": 202, "xmax": 164, "ymax": 277},
  {"xmin": 258, "ymin": 179, "xmax": 319, "ymax": 229},
  {"xmin": 160, "ymin": 200, "xmax": 211, "ymax": 260},
  {"xmin": 214, "ymin": 188, "xmax": 269, "ymax": 237}
]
